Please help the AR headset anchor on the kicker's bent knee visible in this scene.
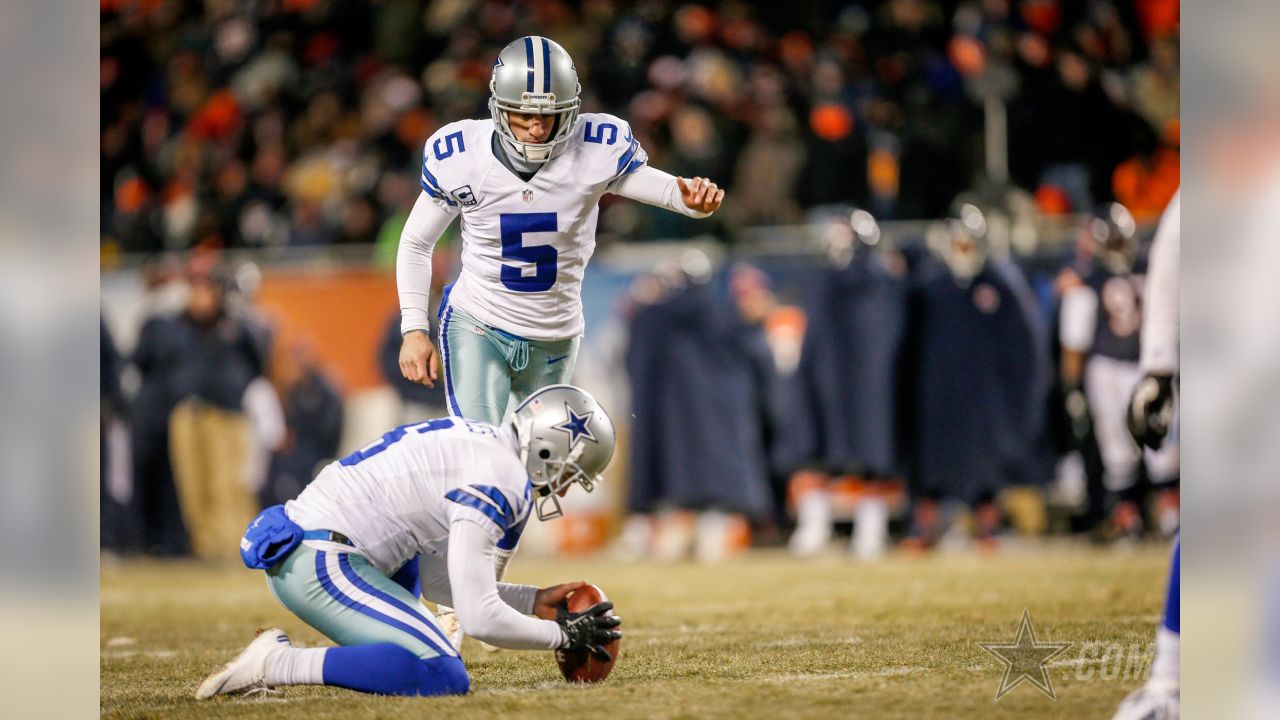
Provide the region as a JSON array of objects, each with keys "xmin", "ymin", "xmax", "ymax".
[{"xmin": 422, "ymin": 655, "xmax": 470, "ymax": 696}]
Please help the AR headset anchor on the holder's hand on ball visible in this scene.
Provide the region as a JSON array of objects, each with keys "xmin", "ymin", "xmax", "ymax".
[{"xmin": 557, "ymin": 600, "xmax": 622, "ymax": 662}]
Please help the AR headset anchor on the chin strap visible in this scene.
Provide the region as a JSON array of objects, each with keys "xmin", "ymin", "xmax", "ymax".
[
  {"xmin": 565, "ymin": 440, "xmax": 586, "ymax": 466},
  {"xmin": 519, "ymin": 143, "xmax": 553, "ymax": 163}
]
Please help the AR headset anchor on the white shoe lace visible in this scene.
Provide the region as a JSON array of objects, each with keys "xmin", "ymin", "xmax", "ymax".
[{"xmin": 242, "ymin": 685, "xmax": 282, "ymax": 698}]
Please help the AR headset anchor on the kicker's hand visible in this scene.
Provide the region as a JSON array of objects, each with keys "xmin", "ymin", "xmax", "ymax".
[
  {"xmin": 1128, "ymin": 373, "xmax": 1176, "ymax": 449},
  {"xmin": 676, "ymin": 176, "xmax": 725, "ymax": 214},
  {"xmin": 399, "ymin": 330, "xmax": 439, "ymax": 388},
  {"xmin": 557, "ymin": 601, "xmax": 622, "ymax": 662}
]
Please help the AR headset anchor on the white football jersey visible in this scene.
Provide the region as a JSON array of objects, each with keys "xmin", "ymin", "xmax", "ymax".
[
  {"xmin": 419, "ymin": 113, "xmax": 648, "ymax": 340},
  {"xmin": 285, "ymin": 417, "xmax": 532, "ymax": 576}
]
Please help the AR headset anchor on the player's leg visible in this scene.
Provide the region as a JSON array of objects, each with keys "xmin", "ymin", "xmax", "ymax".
[
  {"xmin": 205, "ymin": 405, "xmax": 258, "ymax": 562},
  {"xmin": 1113, "ymin": 536, "xmax": 1179, "ymax": 719},
  {"xmin": 438, "ymin": 305, "xmax": 513, "ymax": 425},
  {"xmin": 852, "ymin": 476, "xmax": 890, "ymax": 561},
  {"xmin": 295, "ymin": 547, "xmax": 465, "ymax": 695},
  {"xmin": 788, "ymin": 469, "xmax": 833, "ymax": 557},
  {"xmin": 1155, "ymin": 536, "xmax": 1180, "ymax": 677},
  {"xmin": 1143, "ymin": 411, "xmax": 1181, "ymax": 537},
  {"xmin": 198, "ymin": 545, "xmax": 467, "ymax": 698},
  {"xmin": 168, "ymin": 399, "xmax": 215, "ymax": 559},
  {"xmin": 1084, "ymin": 356, "xmax": 1144, "ymax": 536}
]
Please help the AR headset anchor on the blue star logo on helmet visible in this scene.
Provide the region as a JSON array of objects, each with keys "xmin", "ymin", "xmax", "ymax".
[{"xmin": 554, "ymin": 404, "xmax": 597, "ymax": 447}]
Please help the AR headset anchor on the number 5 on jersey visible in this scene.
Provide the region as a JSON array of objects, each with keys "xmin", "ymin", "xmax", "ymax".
[{"xmin": 501, "ymin": 212, "xmax": 558, "ymax": 292}]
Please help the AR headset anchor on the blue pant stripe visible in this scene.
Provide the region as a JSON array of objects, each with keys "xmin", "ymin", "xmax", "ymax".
[
  {"xmin": 313, "ymin": 551, "xmax": 452, "ymax": 658},
  {"xmin": 440, "ymin": 306, "xmax": 462, "ymax": 417},
  {"xmin": 336, "ymin": 554, "xmax": 457, "ymax": 656}
]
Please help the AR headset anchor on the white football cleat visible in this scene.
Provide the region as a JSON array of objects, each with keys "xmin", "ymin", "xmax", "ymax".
[
  {"xmin": 1112, "ymin": 679, "xmax": 1179, "ymax": 720},
  {"xmin": 852, "ymin": 496, "xmax": 889, "ymax": 561},
  {"xmin": 789, "ymin": 490, "xmax": 833, "ymax": 558},
  {"xmin": 652, "ymin": 510, "xmax": 696, "ymax": 561},
  {"xmin": 195, "ymin": 628, "xmax": 289, "ymax": 699},
  {"xmin": 436, "ymin": 607, "xmax": 464, "ymax": 649},
  {"xmin": 788, "ymin": 521, "xmax": 832, "ymax": 557}
]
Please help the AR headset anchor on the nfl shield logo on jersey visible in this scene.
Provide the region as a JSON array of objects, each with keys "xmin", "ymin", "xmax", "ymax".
[{"xmin": 521, "ymin": 188, "xmax": 534, "ymax": 205}]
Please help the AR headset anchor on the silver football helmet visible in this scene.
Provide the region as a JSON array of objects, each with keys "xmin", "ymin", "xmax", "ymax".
[
  {"xmin": 940, "ymin": 202, "xmax": 989, "ymax": 281},
  {"xmin": 1091, "ymin": 202, "xmax": 1138, "ymax": 274},
  {"xmin": 826, "ymin": 209, "xmax": 882, "ymax": 267},
  {"xmin": 489, "ymin": 36, "xmax": 582, "ymax": 164},
  {"xmin": 511, "ymin": 384, "xmax": 616, "ymax": 521}
]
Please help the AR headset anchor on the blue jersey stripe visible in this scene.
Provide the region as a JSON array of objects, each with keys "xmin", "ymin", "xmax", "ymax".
[
  {"xmin": 620, "ymin": 157, "xmax": 645, "ymax": 176},
  {"xmin": 497, "ymin": 517, "xmax": 527, "ymax": 551},
  {"xmin": 541, "ymin": 37, "xmax": 551, "ymax": 93},
  {"xmin": 419, "ymin": 159, "xmax": 456, "ymax": 206},
  {"xmin": 420, "ymin": 158, "xmax": 451, "ymax": 198},
  {"xmin": 524, "ymin": 37, "xmax": 535, "ymax": 92},
  {"xmin": 445, "ymin": 488, "xmax": 507, "ymax": 528},
  {"xmin": 419, "ymin": 178, "xmax": 455, "ymax": 205},
  {"xmin": 615, "ymin": 139, "xmax": 640, "ymax": 176},
  {"xmin": 468, "ymin": 485, "xmax": 516, "ymax": 524},
  {"xmin": 315, "ymin": 551, "xmax": 452, "ymax": 657},
  {"xmin": 420, "ymin": 158, "xmax": 444, "ymax": 192}
]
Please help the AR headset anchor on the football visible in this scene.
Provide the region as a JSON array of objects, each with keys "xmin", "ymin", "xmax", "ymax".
[{"xmin": 554, "ymin": 584, "xmax": 621, "ymax": 683}]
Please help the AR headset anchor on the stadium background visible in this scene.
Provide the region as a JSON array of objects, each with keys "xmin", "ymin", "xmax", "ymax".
[{"xmin": 99, "ymin": 0, "xmax": 1179, "ymax": 559}]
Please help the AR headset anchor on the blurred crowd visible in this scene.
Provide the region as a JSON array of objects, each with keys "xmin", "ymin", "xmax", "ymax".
[{"xmin": 101, "ymin": 0, "xmax": 1178, "ymax": 258}]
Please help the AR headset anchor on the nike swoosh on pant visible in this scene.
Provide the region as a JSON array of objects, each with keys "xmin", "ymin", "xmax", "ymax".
[{"xmin": 547, "ymin": 355, "xmax": 568, "ymax": 365}]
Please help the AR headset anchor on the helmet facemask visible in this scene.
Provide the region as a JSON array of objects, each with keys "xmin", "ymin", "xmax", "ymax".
[{"xmin": 489, "ymin": 91, "xmax": 581, "ymax": 164}]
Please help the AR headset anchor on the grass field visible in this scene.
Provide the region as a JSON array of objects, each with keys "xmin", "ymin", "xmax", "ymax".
[{"xmin": 101, "ymin": 542, "xmax": 1169, "ymax": 719}]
